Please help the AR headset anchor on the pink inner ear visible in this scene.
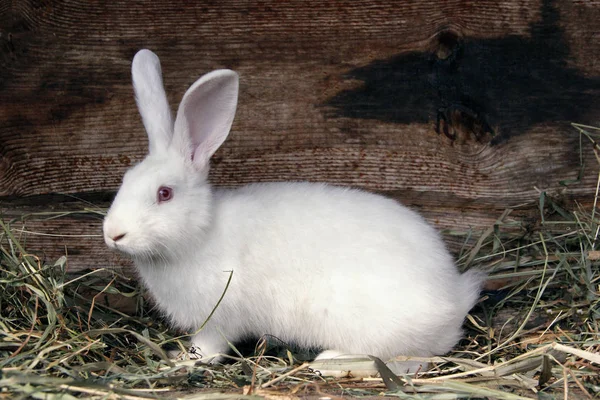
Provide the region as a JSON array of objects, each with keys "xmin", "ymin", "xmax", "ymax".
[
  {"xmin": 174, "ymin": 71, "xmax": 238, "ymax": 171},
  {"xmin": 192, "ymin": 141, "xmax": 222, "ymax": 171}
]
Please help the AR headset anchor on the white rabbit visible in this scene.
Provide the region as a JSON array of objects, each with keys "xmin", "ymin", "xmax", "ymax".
[{"xmin": 103, "ymin": 49, "xmax": 484, "ymax": 374}]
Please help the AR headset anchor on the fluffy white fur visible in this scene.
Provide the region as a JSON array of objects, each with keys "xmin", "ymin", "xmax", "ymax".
[{"xmin": 104, "ymin": 49, "xmax": 484, "ymax": 372}]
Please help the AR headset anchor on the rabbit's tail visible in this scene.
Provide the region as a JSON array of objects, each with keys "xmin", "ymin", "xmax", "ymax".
[{"xmin": 458, "ymin": 269, "xmax": 486, "ymax": 314}]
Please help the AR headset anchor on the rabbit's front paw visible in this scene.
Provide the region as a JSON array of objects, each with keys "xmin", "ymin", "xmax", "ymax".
[
  {"xmin": 166, "ymin": 343, "xmax": 223, "ymax": 363},
  {"xmin": 166, "ymin": 345, "xmax": 203, "ymax": 361},
  {"xmin": 190, "ymin": 333, "xmax": 229, "ymax": 364}
]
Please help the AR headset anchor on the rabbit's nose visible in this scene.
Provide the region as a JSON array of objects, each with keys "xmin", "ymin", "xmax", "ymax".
[{"xmin": 111, "ymin": 233, "xmax": 127, "ymax": 242}]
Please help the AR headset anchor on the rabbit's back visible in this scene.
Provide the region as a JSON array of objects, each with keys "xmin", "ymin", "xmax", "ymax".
[{"xmin": 208, "ymin": 182, "xmax": 480, "ymax": 359}]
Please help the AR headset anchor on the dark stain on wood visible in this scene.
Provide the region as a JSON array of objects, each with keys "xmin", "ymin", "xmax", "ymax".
[{"xmin": 324, "ymin": 0, "xmax": 600, "ymax": 144}]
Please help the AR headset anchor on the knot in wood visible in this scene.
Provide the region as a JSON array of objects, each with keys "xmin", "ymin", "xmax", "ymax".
[{"xmin": 433, "ymin": 28, "xmax": 463, "ymax": 62}]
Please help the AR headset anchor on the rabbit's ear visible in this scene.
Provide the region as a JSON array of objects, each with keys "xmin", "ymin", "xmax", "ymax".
[
  {"xmin": 131, "ymin": 49, "xmax": 174, "ymax": 155},
  {"xmin": 172, "ymin": 69, "xmax": 239, "ymax": 169}
]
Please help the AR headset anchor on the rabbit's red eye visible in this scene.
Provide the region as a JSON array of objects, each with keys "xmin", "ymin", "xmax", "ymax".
[{"xmin": 157, "ymin": 186, "xmax": 173, "ymax": 203}]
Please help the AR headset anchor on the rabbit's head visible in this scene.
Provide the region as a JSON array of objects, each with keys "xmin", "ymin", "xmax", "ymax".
[{"xmin": 103, "ymin": 50, "xmax": 239, "ymax": 262}]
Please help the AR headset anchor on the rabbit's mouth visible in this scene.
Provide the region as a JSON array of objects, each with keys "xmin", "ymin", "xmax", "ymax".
[
  {"xmin": 103, "ymin": 217, "xmax": 180, "ymax": 263},
  {"xmin": 108, "ymin": 242, "xmax": 159, "ymax": 264},
  {"xmin": 104, "ymin": 232, "xmax": 141, "ymax": 257},
  {"xmin": 105, "ymin": 237, "xmax": 134, "ymax": 256},
  {"xmin": 108, "ymin": 239, "xmax": 176, "ymax": 266}
]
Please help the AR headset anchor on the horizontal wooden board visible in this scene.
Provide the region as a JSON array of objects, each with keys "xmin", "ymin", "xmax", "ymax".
[
  {"xmin": 1, "ymin": 199, "xmax": 554, "ymax": 274},
  {"xmin": 1, "ymin": 0, "xmax": 600, "ymax": 271}
]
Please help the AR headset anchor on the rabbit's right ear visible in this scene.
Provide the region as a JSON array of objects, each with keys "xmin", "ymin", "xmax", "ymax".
[
  {"xmin": 172, "ymin": 69, "xmax": 239, "ymax": 170},
  {"xmin": 131, "ymin": 49, "xmax": 174, "ymax": 155}
]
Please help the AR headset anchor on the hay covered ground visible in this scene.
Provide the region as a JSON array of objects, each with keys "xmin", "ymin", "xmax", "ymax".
[{"xmin": 1, "ymin": 124, "xmax": 599, "ymax": 399}]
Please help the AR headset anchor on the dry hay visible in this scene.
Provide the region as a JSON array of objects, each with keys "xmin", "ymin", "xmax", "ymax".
[{"xmin": 1, "ymin": 124, "xmax": 599, "ymax": 399}]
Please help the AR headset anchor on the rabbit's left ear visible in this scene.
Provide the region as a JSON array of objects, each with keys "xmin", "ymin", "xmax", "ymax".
[
  {"xmin": 131, "ymin": 49, "xmax": 174, "ymax": 155},
  {"xmin": 172, "ymin": 70, "xmax": 239, "ymax": 170}
]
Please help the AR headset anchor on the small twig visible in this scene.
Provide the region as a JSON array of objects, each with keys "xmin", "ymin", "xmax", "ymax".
[
  {"xmin": 464, "ymin": 209, "xmax": 513, "ymax": 267},
  {"xmin": 552, "ymin": 355, "xmax": 593, "ymax": 400},
  {"xmin": 552, "ymin": 342, "xmax": 600, "ymax": 365},
  {"xmin": 194, "ymin": 270, "xmax": 234, "ymax": 334},
  {"xmin": 261, "ymin": 362, "xmax": 310, "ymax": 389},
  {"xmin": 562, "ymin": 366, "xmax": 568, "ymax": 400},
  {"xmin": 248, "ymin": 336, "xmax": 267, "ymax": 394},
  {"xmin": 47, "ymin": 339, "xmax": 102, "ymax": 369},
  {"xmin": 477, "ymin": 233, "xmax": 558, "ymax": 361},
  {"xmin": 87, "ymin": 275, "xmax": 117, "ymax": 330},
  {"xmin": 592, "ymin": 169, "xmax": 600, "ymax": 247},
  {"xmin": 10, "ymin": 294, "xmax": 38, "ymax": 357},
  {"xmin": 56, "ymin": 268, "xmax": 109, "ymax": 289}
]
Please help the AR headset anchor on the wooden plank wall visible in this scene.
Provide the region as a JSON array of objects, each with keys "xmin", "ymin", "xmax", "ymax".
[{"xmin": 1, "ymin": 0, "xmax": 599, "ymax": 272}]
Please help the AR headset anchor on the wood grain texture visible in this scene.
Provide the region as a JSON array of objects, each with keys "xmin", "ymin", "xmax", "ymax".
[
  {"xmin": 0, "ymin": 200, "xmax": 546, "ymax": 273},
  {"xmin": 1, "ymin": 0, "xmax": 600, "ymax": 271}
]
